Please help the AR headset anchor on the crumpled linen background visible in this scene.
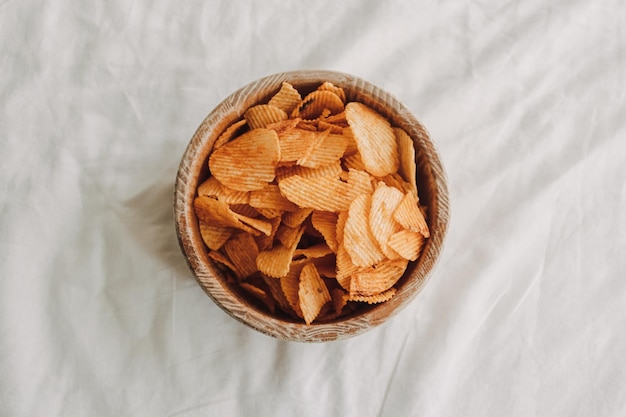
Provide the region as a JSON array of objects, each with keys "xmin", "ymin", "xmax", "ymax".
[{"xmin": 1, "ymin": 1, "xmax": 625, "ymax": 416}]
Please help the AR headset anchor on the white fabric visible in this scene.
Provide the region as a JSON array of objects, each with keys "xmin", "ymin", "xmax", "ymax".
[{"xmin": 2, "ymin": 1, "xmax": 625, "ymax": 416}]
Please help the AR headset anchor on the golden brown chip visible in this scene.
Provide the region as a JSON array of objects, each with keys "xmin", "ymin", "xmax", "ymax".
[
  {"xmin": 249, "ymin": 184, "xmax": 300, "ymax": 212},
  {"xmin": 208, "ymin": 128, "xmax": 280, "ymax": 191},
  {"xmin": 335, "ymin": 244, "xmax": 358, "ymax": 292},
  {"xmin": 268, "ymin": 82, "xmax": 302, "ymax": 114},
  {"xmin": 311, "ymin": 211, "xmax": 339, "ymax": 252},
  {"xmin": 214, "ymin": 119, "xmax": 248, "ymax": 150},
  {"xmin": 239, "ymin": 282, "xmax": 276, "ymax": 314},
  {"xmin": 279, "ymin": 259, "xmax": 308, "ymax": 318},
  {"xmin": 349, "ymin": 258, "xmax": 408, "ymax": 296},
  {"xmin": 194, "ymin": 196, "xmax": 259, "ymax": 235},
  {"xmin": 260, "ymin": 273, "xmax": 296, "ymax": 316},
  {"xmin": 197, "ymin": 176, "xmax": 250, "ymax": 204},
  {"xmin": 387, "ymin": 230, "xmax": 425, "ymax": 261},
  {"xmin": 330, "ymin": 287, "xmax": 349, "ymax": 315},
  {"xmin": 207, "ymin": 250, "xmax": 238, "ymax": 275},
  {"xmin": 298, "ymin": 263, "xmax": 331, "ymax": 324},
  {"xmin": 275, "ymin": 223, "xmax": 304, "ymax": 249},
  {"xmin": 199, "ymin": 223, "xmax": 234, "ymax": 251},
  {"xmin": 244, "ymin": 104, "xmax": 288, "ymax": 130},
  {"xmin": 311, "ymin": 253, "xmax": 337, "ymax": 278},
  {"xmin": 317, "ymin": 121, "xmax": 344, "ymax": 134},
  {"xmin": 296, "ymin": 132, "xmax": 349, "ymax": 169},
  {"xmin": 343, "ymin": 193, "xmax": 385, "ymax": 267},
  {"xmin": 228, "ymin": 203, "xmax": 259, "ymax": 218},
  {"xmin": 324, "ymin": 111, "xmax": 348, "ymax": 126},
  {"xmin": 222, "ymin": 232, "xmax": 260, "ymax": 279},
  {"xmin": 275, "ymin": 160, "xmax": 343, "ymax": 182},
  {"xmin": 394, "ymin": 127, "xmax": 418, "ymax": 196},
  {"xmin": 256, "ymin": 226, "xmax": 304, "ymax": 278},
  {"xmin": 317, "ymin": 81, "xmax": 346, "ymax": 104},
  {"xmin": 342, "ymin": 152, "xmax": 366, "ymax": 171},
  {"xmin": 266, "ymin": 117, "xmax": 301, "ymax": 135},
  {"xmin": 253, "ymin": 215, "xmax": 282, "ymax": 251},
  {"xmin": 293, "ymin": 243, "xmax": 333, "ymax": 259},
  {"xmin": 291, "ymin": 90, "xmax": 345, "ymax": 120},
  {"xmin": 345, "ymin": 102, "xmax": 399, "ymax": 177},
  {"xmin": 369, "ymin": 182, "xmax": 405, "ymax": 258},
  {"xmin": 348, "ymin": 288, "xmax": 397, "ymax": 304},
  {"xmin": 393, "ymin": 191, "xmax": 430, "ymax": 238},
  {"xmin": 253, "ymin": 207, "xmax": 283, "ymax": 219},
  {"xmin": 232, "ymin": 212, "xmax": 273, "ymax": 236},
  {"xmin": 276, "ymin": 128, "xmax": 321, "ymax": 163}
]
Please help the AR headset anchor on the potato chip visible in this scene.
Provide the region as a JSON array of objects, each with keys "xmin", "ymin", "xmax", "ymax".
[
  {"xmin": 239, "ymin": 282, "xmax": 276, "ymax": 314},
  {"xmin": 342, "ymin": 152, "xmax": 366, "ymax": 171},
  {"xmin": 278, "ymin": 174, "xmax": 353, "ymax": 212},
  {"xmin": 324, "ymin": 111, "xmax": 348, "ymax": 126},
  {"xmin": 254, "ymin": 215, "xmax": 281, "ymax": 251},
  {"xmin": 387, "ymin": 229, "xmax": 425, "ymax": 261},
  {"xmin": 268, "ymin": 82, "xmax": 302, "ymax": 114},
  {"xmin": 194, "ymin": 196, "xmax": 259, "ymax": 235},
  {"xmin": 244, "ymin": 104, "xmax": 288, "ymax": 129},
  {"xmin": 229, "ymin": 203, "xmax": 259, "ymax": 218},
  {"xmin": 348, "ymin": 287, "xmax": 397, "ymax": 304},
  {"xmin": 330, "ymin": 287, "xmax": 349, "ymax": 315},
  {"xmin": 249, "ymin": 184, "xmax": 300, "ymax": 212},
  {"xmin": 253, "ymin": 207, "xmax": 283, "ymax": 219},
  {"xmin": 275, "ymin": 223, "xmax": 304, "ymax": 249},
  {"xmin": 293, "ymin": 243, "xmax": 333, "ymax": 259},
  {"xmin": 343, "ymin": 193, "xmax": 385, "ymax": 267},
  {"xmin": 291, "ymin": 90, "xmax": 344, "ymax": 120},
  {"xmin": 335, "ymin": 243, "xmax": 358, "ymax": 291},
  {"xmin": 345, "ymin": 102, "xmax": 399, "ymax": 177},
  {"xmin": 349, "ymin": 258, "xmax": 408, "ymax": 296},
  {"xmin": 275, "ymin": 160, "xmax": 342, "ymax": 182},
  {"xmin": 369, "ymin": 182, "xmax": 405, "ymax": 258},
  {"xmin": 232, "ymin": 212, "xmax": 273, "ymax": 236},
  {"xmin": 394, "ymin": 127, "xmax": 418, "ymax": 196},
  {"xmin": 208, "ymin": 128, "xmax": 280, "ymax": 191},
  {"xmin": 260, "ymin": 273, "xmax": 296, "ymax": 316},
  {"xmin": 298, "ymin": 263, "xmax": 331, "ymax": 324},
  {"xmin": 223, "ymin": 232, "xmax": 260, "ymax": 279},
  {"xmin": 296, "ymin": 132, "xmax": 349, "ymax": 168},
  {"xmin": 214, "ymin": 119, "xmax": 248, "ymax": 149},
  {"xmin": 266, "ymin": 117, "xmax": 301, "ymax": 135},
  {"xmin": 256, "ymin": 226, "xmax": 304, "ymax": 278},
  {"xmin": 311, "ymin": 211, "xmax": 338, "ymax": 252},
  {"xmin": 197, "ymin": 176, "xmax": 250, "ymax": 204},
  {"xmin": 393, "ymin": 191, "xmax": 430, "ymax": 238},
  {"xmin": 311, "ymin": 253, "xmax": 337, "ymax": 278},
  {"xmin": 279, "ymin": 259, "xmax": 308, "ymax": 318},
  {"xmin": 276, "ymin": 128, "xmax": 321, "ymax": 163},
  {"xmin": 317, "ymin": 120, "xmax": 344, "ymax": 134},
  {"xmin": 317, "ymin": 81, "xmax": 346, "ymax": 104},
  {"xmin": 199, "ymin": 223, "xmax": 233, "ymax": 251}
]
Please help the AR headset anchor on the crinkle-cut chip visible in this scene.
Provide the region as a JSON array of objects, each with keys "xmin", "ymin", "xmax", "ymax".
[
  {"xmin": 275, "ymin": 223, "xmax": 304, "ymax": 249},
  {"xmin": 275, "ymin": 160, "xmax": 342, "ymax": 182},
  {"xmin": 278, "ymin": 174, "xmax": 353, "ymax": 212},
  {"xmin": 343, "ymin": 193, "xmax": 385, "ymax": 267},
  {"xmin": 345, "ymin": 102, "xmax": 399, "ymax": 177},
  {"xmin": 296, "ymin": 120, "xmax": 318, "ymax": 131},
  {"xmin": 298, "ymin": 263, "xmax": 332, "ymax": 324},
  {"xmin": 311, "ymin": 211, "xmax": 339, "ymax": 252},
  {"xmin": 223, "ymin": 233, "xmax": 260, "ymax": 279},
  {"xmin": 317, "ymin": 81, "xmax": 346, "ymax": 104},
  {"xmin": 387, "ymin": 230, "xmax": 425, "ymax": 261},
  {"xmin": 244, "ymin": 104, "xmax": 288, "ymax": 129},
  {"xmin": 317, "ymin": 121, "xmax": 344, "ymax": 134},
  {"xmin": 232, "ymin": 212, "xmax": 273, "ymax": 236},
  {"xmin": 348, "ymin": 288, "xmax": 397, "ymax": 304},
  {"xmin": 336, "ymin": 210, "xmax": 348, "ymax": 244},
  {"xmin": 378, "ymin": 173, "xmax": 412, "ymax": 194},
  {"xmin": 268, "ymin": 82, "xmax": 302, "ymax": 115},
  {"xmin": 197, "ymin": 176, "xmax": 250, "ymax": 204},
  {"xmin": 394, "ymin": 127, "xmax": 418, "ymax": 196},
  {"xmin": 207, "ymin": 250, "xmax": 238, "ymax": 275},
  {"xmin": 229, "ymin": 203, "xmax": 258, "ymax": 218},
  {"xmin": 239, "ymin": 282, "xmax": 276, "ymax": 314},
  {"xmin": 254, "ymin": 215, "xmax": 282, "ymax": 251},
  {"xmin": 253, "ymin": 207, "xmax": 283, "ymax": 219},
  {"xmin": 277, "ymin": 128, "xmax": 320, "ymax": 162},
  {"xmin": 330, "ymin": 288, "xmax": 349, "ymax": 315},
  {"xmin": 279, "ymin": 259, "xmax": 308, "ymax": 318},
  {"xmin": 369, "ymin": 182, "xmax": 405, "ymax": 258},
  {"xmin": 199, "ymin": 223, "xmax": 234, "ymax": 251},
  {"xmin": 345, "ymin": 168, "xmax": 374, "ymax": 199},
  {"xmin": 293, "ymin": 243, "xmax": 333, "ymax": 259},
  {"xmin": 291, "ymin": 90, "xmax": 345, "ymax": 120},
  {"xmin": 214, "ymin": 119, "xmax": 248, "ymax": 149},
  {"xmin": 266, "ymin": 117, "xmax": 301, "ymax": 135},
  {"xmin": 349, "ymin": 258, "xmax": 408, "ymax": 296},
  {"xmin": 260, "ymin": 274, "xmax": 296, "ymax": 316},
  {"xmin": 296, "ymin": 132, "xmax": 348, "ymax": 168},
  {"xmin": 281, "ymin": 207, "xmax": 313, "ymax": 228},
  {"xmin": 256, "ymin": 226, "xmax": 304, "ymax": 278},
  {"xmin": 335, "ymin": 243, "xmax": 358, "ymax": 291},
  {"xmin": 393, "ymin": 191, "xmax": 430, "ymax": 238},
  {"xmin": 249, "ymin": 184, "xmax": 300, "ymax": 212},
  {"xmin": 194, "ymin": 196, "xmax": 259, "ymax": 235},
  {"xmin": 324, "ymin": 111, "xmax": 348, "ymax": 126},
  {"xmin": 208, "ymin": 128, "xmax": 280, "ymax": 191},
  {"xmin": 342, "ymin": 152, "xmax": 366, "ymax": 171},
  {"xmin": 342, "ymin": 129, "xmax": 358, "ymax": 156}
]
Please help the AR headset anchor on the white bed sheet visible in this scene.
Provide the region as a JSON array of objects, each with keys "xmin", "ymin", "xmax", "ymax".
[{"xmin": 1, "ymin": 1, "xmax": 625, "ymax": 416}]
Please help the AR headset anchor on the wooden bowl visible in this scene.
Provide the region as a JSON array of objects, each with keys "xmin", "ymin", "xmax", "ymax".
[{"xmin": 174, "ymin": 70, "xmax": 449, "ymax": 342}]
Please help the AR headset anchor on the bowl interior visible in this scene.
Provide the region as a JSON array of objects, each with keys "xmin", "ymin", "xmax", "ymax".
[{"xmin": 174, "ymin": 70, "xmax": 449, "ymax": 342}]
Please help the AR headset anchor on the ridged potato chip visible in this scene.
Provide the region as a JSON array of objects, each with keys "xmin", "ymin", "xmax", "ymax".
[
  {"xmin": 296, "ymin": 132, "xmax": 349, "ymax": 169},
  {"xmin": 349, "ymin": 258, "xmax": 408, "ymax": 296},
  {"xmin": 369, "ymin": 182, "xmax": 405, "ymax": 258},
  {"xmin": 311, "ymin": 210, "xmax": 339, "ymax": 252},
  {"xmin": 393, "ymin": 191, "xmax": 430, "ymax": 238},
  {"xmin": 318, "ymin": 81, "xmax": 346, "ymax": 104},
  {"xmin": 249, "ymin": 184, "xmax": 299, "ymax": 212},
  {"xmin": 239, "ymin": 282, "xmax": 276, "ymax": 314},
  {"xmin": 394, "ymin": 127, "xmax": 418, "ymax": 196},
  {"xmin": 199, "ymin": 223, "xmax": 233, "ymax": 251},
  {"xmin": 208, "ymin": 128, "xmax": 280, "ymax": 191},
  {"xmin": 214, "ymin": 119, "xmax": 248, "ymax": 149},
  {"xmin": 198, "ymin": 176, "xmax": 250, "ymax": 204},
  {"xmin": 244, "ymin": 104, "xmax": 288, "ymax": 129},
  {"xmin": 256, "ymin": 226, "xmax": 304, "ymax": 278},
  {"xmin": 298, "ymin": 263, "xmax": 331, "ymax": 324},
  {"xmin": 345, "ymin": 102, "xmax": 399, "ymax": 177},
  {"xmin": 387, "ymin": 229, "xmax": 425, "ymax": 261},
  {"xmin": 268, "ymin": 82, "xmax": 302, "ymax": 114},
  {"xmin": 343, "ymin": 193, "xmax": 384, "ymax": 267},
  {"xmin": 291, "ymin": 90, "xmax": 344, "ymax": 120},
  {"xmin": 223, "ymin": 232, "xmax": 260, "ymax": 279},
  {"xmin": 348, "ymin": 287, "xmax": 397, "ymax": 304}
]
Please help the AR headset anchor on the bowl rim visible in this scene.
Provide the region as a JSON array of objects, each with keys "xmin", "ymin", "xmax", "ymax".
[{"xmin": 174, "ymin": 69, "xmax": 450, "ymax": 342}]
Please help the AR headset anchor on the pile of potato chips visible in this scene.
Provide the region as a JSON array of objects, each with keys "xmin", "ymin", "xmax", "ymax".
[{"xmin": 194, "ymin": 81, "xmax": 429, "ymax": 324}]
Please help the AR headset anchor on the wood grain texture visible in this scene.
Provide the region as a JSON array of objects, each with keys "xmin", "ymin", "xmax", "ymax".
[{"xmin": 174, "ymin": 70, "xmax": 450, "ymax": 342}]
